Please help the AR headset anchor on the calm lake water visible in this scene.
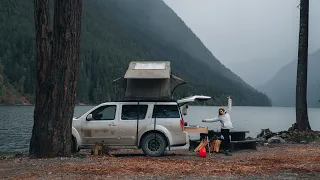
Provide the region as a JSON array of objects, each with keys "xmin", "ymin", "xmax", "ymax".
[{"xmin": 0, "ymin": 106, "xmax": 319, "ymax": 153}]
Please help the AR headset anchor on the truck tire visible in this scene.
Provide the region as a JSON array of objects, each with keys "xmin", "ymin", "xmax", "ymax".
[{"xmin": 141, "ymin": 133, "xmax": 167, "ymax": 157}]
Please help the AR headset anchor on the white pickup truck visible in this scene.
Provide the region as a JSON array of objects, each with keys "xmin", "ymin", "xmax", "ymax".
[{"xmin": 71, "ymin": 95, "xmax": 210, "ymax": 157}]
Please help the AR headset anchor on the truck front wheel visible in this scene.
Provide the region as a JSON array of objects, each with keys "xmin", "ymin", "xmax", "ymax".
[{"xmin": 71, "ymin": 137, "xmax": 79, "ymax": 153}]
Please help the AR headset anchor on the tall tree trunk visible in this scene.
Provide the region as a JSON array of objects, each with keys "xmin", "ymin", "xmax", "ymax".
[
  {"xmin": 30, "ymin": 0, "xmax": 83, "ymax": 158},
  {"xmin": 296, "ymin": 0, "xmax": 311, "ymax": 131}
]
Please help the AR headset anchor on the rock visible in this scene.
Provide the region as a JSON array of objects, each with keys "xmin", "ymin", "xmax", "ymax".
[
  {"xmin": 265, "ymin": 133, "xmax": 275, "ymax": 140},
  {"xmin": 280, "ymin": 133, "xmax": 288, "ymax": 139},
  {"xmin": 246, "ymin": 137, "xmax": 254, "ymax": 140},
  {"xmin": 300, "ymin": 140, "xmax": 308, "ymax": 144},
  {"xmin": 288, "ymin": 123, "xmax": 298, "ymax": 132},
  {"xmin": 257, "ymin": 128, "xmax": 272, "ymax": 138},
  {"xmin": 258, "ymin": 137, "xmax": 266, "ymax": 142},
  {"xmin": 14, "ymin": 153, "xmax": 23, "ymax": 158},
  {"xmin": 257, "ymin": 128, "xmax": 276, "ymax": 140},
  {"xmin": 267, "ymin": 136, "xmax": 286, "ymax": 144}
]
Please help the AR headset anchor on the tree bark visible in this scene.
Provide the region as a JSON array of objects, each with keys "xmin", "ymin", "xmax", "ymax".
[
  {"xmin": 296, "ymin": 0, "xmax": 311, "ymax": 131},
  {"xmin": 30, "ymin": 0, "xmax": 83, "ymax": 158}
]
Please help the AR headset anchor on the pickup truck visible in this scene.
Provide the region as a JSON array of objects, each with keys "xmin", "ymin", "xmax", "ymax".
[{"xmin": 71, "ymin": 95, "xmax": 210, "ymax": 156}]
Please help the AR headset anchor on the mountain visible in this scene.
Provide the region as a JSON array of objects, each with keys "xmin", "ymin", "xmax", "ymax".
[
  {"xmin": 0, "ymin": 0, "xmax": 271, "ymax": 106},
  {"xmin": 258, "ymin": 49, "xmax": 320, "ymax": 108},
  {"xmin": 228, "ymin": 49, "xmax": 297, "ymax": 88}
]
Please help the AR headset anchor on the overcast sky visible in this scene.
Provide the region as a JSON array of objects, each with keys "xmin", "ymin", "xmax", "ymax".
[{"xmin": 163, "ymin": 0, "xmax": 320, "ymax": 72}]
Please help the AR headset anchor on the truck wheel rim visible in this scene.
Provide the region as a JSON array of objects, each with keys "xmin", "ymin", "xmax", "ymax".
[{"xmin": 148, "ymin": 139, "xmax": 160, "ymax": 151}]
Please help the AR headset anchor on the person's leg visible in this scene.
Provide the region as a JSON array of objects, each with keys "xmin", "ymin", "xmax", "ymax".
[
  {"xmin": 221, "ymin": 129, "xmax": 228, "ymax": 150},
  {"xmin": 225, "ymin": 129, "xmax": 231, "ymax": 151},
  {"xmin": 221, "ymin": 129, "xmax": 232, "ymax": 156}
]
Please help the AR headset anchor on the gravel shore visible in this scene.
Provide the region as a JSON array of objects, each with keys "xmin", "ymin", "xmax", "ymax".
[{"xmin": 1, "ymin": 142, "xmax": 320, "ymax": 180}]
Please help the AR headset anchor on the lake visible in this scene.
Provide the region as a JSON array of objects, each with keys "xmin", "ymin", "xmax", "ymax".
[{"xmin": 0, "ymin": 106, "xmax": 319, "ymax": 153}]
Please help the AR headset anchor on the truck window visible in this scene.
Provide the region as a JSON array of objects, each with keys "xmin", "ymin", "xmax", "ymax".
[
  {"xmin": 121, "ymin": 105, "xmax": 148, "ymax": 120},
  {"xmin": 152, "ymin": 105, "xmax": 180, "ymax": 118},
  {"xmin": 91, "ymin": 105, "xmax": 116, "ymax": 120}
]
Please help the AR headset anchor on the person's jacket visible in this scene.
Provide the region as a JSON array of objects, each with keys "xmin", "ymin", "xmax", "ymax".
[{"xmin": 203, "ymin": 98, "xmax": 233, "ymax": 129}]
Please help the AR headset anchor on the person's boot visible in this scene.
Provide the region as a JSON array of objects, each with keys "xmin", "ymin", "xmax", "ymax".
[{"xmin": 224, "ymin": 150, "xmax": 232, "ymax": 156}]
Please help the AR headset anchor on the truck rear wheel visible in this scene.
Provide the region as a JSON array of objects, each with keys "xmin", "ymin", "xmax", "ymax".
[{"xmin": 141, "ymin": 133, "xmax": 166, "ymax": 157}]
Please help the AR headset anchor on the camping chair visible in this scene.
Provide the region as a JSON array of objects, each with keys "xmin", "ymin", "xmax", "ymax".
[{"xmin": 194, "ymin": 135, "xmax": 211, "ymax": 153}]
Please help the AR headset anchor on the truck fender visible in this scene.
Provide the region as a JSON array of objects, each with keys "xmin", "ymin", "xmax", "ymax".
[
  {"xmin": 72, "ymin": 127, "xmax": 81, "ymax": 148},
  {"xmin": 138, "ymin": 125, "xmax": 172, "ymax": 147}
]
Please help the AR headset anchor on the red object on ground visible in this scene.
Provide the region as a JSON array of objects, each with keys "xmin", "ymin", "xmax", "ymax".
[{"xmin": 199, "ymin": 147, "xmax": 206, "ymax": 158}]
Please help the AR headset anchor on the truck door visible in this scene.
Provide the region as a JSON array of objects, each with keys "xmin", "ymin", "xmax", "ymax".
[
  {"xmin": 117, "ymin": 104, "xmax": 149, "ymax": 146},
  {"xmin": 81, "ymin": 104, "xmax": 119, "ymax": 146}
]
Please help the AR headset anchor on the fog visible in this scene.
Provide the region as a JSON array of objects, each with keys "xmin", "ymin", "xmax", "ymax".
[{"xmin": 163, "ymin": 0, "xmax": 320, "ymax": 87}]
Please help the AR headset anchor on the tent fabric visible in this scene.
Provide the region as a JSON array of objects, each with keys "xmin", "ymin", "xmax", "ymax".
[
  {"xmin": 113, "ymin": 61, "xmax": 186, "ymax": 101},
  {"xmin": 124, "ymin": 61, "xmax": 170, "ymax": 79},
  {"xmin": 125, "ymin": 79, "xmax": 171, "ymax": 101},
  {"xmin": 170, "ymin": 74, "xmax": 186, "ymax": 93}
]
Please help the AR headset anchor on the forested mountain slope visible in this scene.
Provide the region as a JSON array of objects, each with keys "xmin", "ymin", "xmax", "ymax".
[
  {"xmin": 0, "ymin": 0, "xmax": 271, "ymax": 106},
  {"xmin": 258, "ymin": 49, "xmax": 320, "ymax": 108}
]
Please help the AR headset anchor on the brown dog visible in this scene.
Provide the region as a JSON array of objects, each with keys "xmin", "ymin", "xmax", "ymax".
[{"xmin": 91, "ymin": 142, "xmax": 104, "ymax": 156}]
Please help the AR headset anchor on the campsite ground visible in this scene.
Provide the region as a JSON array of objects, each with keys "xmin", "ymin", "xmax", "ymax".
[{"xmin": 1, "ymin": 141, "xmax": 320, "ymax": 180}]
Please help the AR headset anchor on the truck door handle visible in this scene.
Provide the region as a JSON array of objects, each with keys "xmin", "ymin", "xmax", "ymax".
[{"xmin": 109, "ymin": 123, "xmax": 116, "ymax": 126}]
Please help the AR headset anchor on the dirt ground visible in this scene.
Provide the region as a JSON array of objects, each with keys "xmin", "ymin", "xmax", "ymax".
[{"xmin": 1, "ymin": 142, "xmax": 320, "ymax": 180}]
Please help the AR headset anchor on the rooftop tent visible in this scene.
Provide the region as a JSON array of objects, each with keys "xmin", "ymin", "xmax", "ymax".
[{"xmin": 112, "ymin": 61, "xmax": 186, "ymax": 101}]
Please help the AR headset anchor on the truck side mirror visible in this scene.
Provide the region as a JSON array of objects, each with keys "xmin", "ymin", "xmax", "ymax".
[{"xmin": 86, "ymin": 114, "xmax": 93, "ymax": 121}]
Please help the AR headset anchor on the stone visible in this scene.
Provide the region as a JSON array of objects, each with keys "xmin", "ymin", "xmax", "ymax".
[
  {"xmin": 246, "ymin": 137, "xmax": 254, "ymax": 140},
  {"xmin": 288, "ymin": 123, "xmax": 298, "ymax": 132},
  {"xmin": 257, "ymin": 128, "xmax": 275, "ymax": 140},
  {"xmin": 257, "ymin": 128, "xmax": 272, "ymax": 138},
  {"xmin": 257, "ymin": 137, "xmax": 266, "ymax": 143},
  {"xmin": 300, "ymin": 140, "xmax": 308, "ymax": 144},
  {"xmin": 280, "ymin": 133, "xmax": 288, "ymax": 138},
  {"xmin": 14, "ymin": 153, "xmax": 23, "ymax": 158},
  {"xmin": 267, "ymin": 136, "xmax": 286, "ymax": 144}
]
